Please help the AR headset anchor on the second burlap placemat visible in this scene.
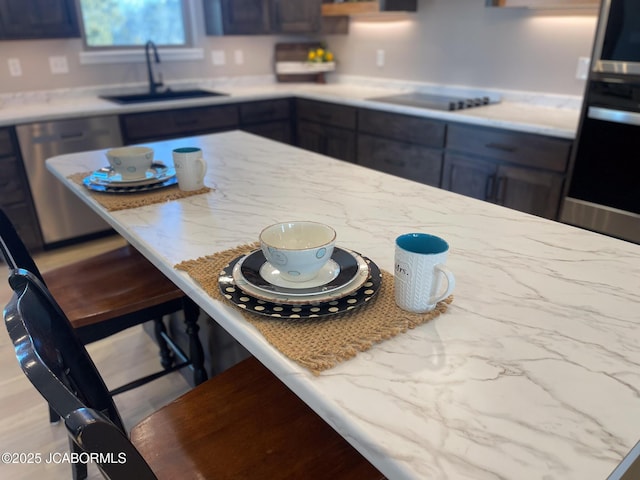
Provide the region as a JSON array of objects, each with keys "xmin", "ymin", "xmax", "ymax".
[
  {"xmin": 175, "ymin": 243, "xmax": 453, "ymax": 375},
  {"xmin": 68, "ymin": 172, "xmax": 212, "ymax": 211}
]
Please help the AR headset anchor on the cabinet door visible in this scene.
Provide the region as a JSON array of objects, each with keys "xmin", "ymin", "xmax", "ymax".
[
  {"xmin": 242, "ymin": 121, "xmax": 292, "ymax": 144},
  {"xmin": 442, "ymin": 152, "xmax": 497, "ymax": 201},
  {"xmin": 121, "ymin": 105, "xmax": 240, "ymax": 143},
  {"xmin": 297, "ymin": 120, "xmax": 356, "ymax": 163},
  {"xmin": 447, "ymin": 123, "xmax": 570, "ymax": 173},
  {"xmin": 274, "ymin": 0, "xmax": 321, "ymax": 33},
  {"xmin": 0, "ymin": 0, "xmax": 79, "ymax": 39},
  {"xmin": 358, "ymin": 134, "xmax": 443, "ymax": 187},
  {"xmin": 496, "ymin": 165, "xmax": 564, "ymax": 219},
  {"xmin": 205, "ymin": 0, "xmax": 272, "ymax": 35}
]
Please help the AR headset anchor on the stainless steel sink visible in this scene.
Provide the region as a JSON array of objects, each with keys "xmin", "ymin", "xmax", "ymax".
[{"xmin": 100, "ymin": 89, "xmax": 227, "ymax": 104}]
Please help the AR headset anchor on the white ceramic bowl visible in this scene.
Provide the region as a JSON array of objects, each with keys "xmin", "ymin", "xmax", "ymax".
[
  {"xmin": 106, "ymin": 146, "xmax": 154, "ymax": 180},
  {"xmin": 259, "ymin": 221, "xmax": 337, "ymax": 282}
]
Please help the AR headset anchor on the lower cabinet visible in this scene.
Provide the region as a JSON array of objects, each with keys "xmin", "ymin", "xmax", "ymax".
[
  {"xmin": 0, "ymin": 127, "xmax": 42, "ymax": 250},
  {"xmin": 357, "ymin": 108, "xmax": 445, "ymax": 187},
  {"xmin": 442, "ymin": 152, "xmax": 565, "ymax": 219},
  {"xmin": 120, "ymin": 104, "xmax": 240, "ymax": 144},
  {"xmin": 296, "ymin": 99, "xmax": 357, "ymax": 162},
  {"xmin": 238, "ymin": 98, "xmax": 293, "ymax": 144},
  {"xmin": 443, "ymin": 123, "xmax": 571, "ymax": 220},
  {"xmin": 357, "ymin": 134, "xmax": 442, "ymax": 187}
]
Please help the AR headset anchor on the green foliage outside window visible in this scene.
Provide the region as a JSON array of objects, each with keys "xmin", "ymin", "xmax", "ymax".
[{"xmin": 79, "ymin": 0, "xmax": 187, "ymax": 47}]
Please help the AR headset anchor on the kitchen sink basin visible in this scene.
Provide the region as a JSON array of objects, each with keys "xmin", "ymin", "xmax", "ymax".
[{"xmin": 100, "ymin": 89, "xmax": 227, "ymax": 104}]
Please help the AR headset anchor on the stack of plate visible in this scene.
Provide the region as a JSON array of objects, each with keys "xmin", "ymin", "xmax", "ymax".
[
  {"xmin": 83, "ymin": 162, "xmax": 177, "ymax": 193},
  {"xmin": 218, "ymin": 247, "xmax": 382, "ymax": 319}
]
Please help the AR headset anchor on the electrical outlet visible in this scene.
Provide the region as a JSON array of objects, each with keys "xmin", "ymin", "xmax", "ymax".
[
  {"xmin": 576, "ymin": 56, "xmax": 590, "ymax": 80},
  {"xmin": 211, "ymin": 50, "xmax": 226, "ymax": 66},
  {"xmin": 49, "ymin": 56, "xmax": 69, "ymax": 74},
  {"xmin": 376, "ymin": 49, "xmax": 385, "ymax": 68},
  {"xmin": 234, "ymin": 50, "xmax": 244, "ymax": 66},
  {"xmin": 8, "ymin": 58, "xmax": 22, "ymax": 77}
]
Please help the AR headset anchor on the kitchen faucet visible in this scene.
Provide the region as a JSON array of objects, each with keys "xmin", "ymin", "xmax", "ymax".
[{"xmin": 145, "ymin": 40, "xmax": 163, "ymax": 95}]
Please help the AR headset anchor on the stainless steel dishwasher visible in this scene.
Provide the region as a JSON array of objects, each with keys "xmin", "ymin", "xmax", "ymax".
[{"xmin": 16, "ymin": 115, "xmax": 123, "ymax": 246}]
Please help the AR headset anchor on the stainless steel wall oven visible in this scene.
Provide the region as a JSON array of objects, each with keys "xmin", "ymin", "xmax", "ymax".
[{"xmin": 561, "ymin": 0, "xmax": 640, "ymax": 244}]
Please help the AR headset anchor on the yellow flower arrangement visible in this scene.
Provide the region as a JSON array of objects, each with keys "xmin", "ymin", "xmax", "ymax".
[{"xmin": 308, "ymin": 46, "xmax": 335, "ymax": 63}]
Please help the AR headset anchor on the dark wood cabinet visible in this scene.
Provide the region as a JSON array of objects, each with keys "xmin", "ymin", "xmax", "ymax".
[
  {"xmin": 358, "ymin": 134, "xmax": 442, "ymax": 187},
  {"xmin": 443, "ymin": 123, "xmax": 571, "ymax": 219},
  {"xmin": 0, "ymin": 0, "xmax": 79, "ymax": 39},
  {"xmin": 0, "ymin": 128, "xmax": 42, "ymax": 250},
  {"xmin": 357, "ymin": 109, "xmax": 445, "ymax": 186},
  {"xmin": 275, "ymin": 0, "xmax": 321, "ymax": 33},
  {"xmin": 120, "ymin": 104, "xmax": 240, "ymax": 144},
  {"xmin": 204, "ymin": 0, "xmax": 321, "ymax": 35},
  {"xmin": 239, "ymin": 98, "xmax": 293, "ymax": 144},
  {"xmin": 296, "ymin": 99, "xmax": 357, "ymax": 162},
  {"xmin": 204, "ymin": 0, "xmax": 271, "ymax": 35}
]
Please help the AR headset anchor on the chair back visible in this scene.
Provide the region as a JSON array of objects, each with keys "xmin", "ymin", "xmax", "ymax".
[
  {"xmin": 3, "ymin": 269, "xmax": 155, "ymax": 479},
  {"xmin": 0, "ymin": 208, "xmax": 43, "ymax": 282}
]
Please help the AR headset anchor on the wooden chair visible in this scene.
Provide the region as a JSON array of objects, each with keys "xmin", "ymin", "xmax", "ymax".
[
  {"xmin": 4, "ymin": 269, "xmax": 384, "ymax": 480},
  {"xmin": 0, "ymin": 208, "xmax": 207, "ymax": 423}
]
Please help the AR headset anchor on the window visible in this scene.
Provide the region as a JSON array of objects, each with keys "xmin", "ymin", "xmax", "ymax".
[{"xmin": 78, "ymin": 0, "xmax": 190, "ymax": 48}]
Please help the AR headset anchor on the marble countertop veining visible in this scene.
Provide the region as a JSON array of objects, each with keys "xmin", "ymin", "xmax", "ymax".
[
  {"xmin": 0, "ymin": 75, "xmax": 582, "ymax": 138},
  {"xmin": 46, "ymin": 131, "xmax": 640, "ymax": 480}
]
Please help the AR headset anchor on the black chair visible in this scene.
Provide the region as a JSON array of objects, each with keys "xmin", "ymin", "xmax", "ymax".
[
  {"xmin": 0, "ymin": 208, "xmax": 207, "ymax": 423},
  {"xmin": 4, "ymin": 269, "xmax": 383, "ymax": 480}
]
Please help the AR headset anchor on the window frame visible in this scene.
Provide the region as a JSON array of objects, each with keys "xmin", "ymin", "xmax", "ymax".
[{"xmin": 75, "ymin": 0, "xmax": 195, "ymax": 51}]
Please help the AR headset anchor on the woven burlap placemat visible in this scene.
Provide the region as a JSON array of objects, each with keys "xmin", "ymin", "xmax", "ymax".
[
  {"xmin": 175, "ymin": 243, "xmax": 453, "ymax": 375},
  {"xmin": 68, "ymin": 172, "xmax": 212, "ymax": 211}
]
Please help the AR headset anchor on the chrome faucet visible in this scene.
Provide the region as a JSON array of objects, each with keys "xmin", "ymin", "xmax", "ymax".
[{"xmin": 145, "ymin": 40, "xmax": 163, "ymax": 95}]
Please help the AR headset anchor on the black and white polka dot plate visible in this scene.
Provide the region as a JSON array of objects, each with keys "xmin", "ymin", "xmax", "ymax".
[{"xmin": 219, "ymin": 253, "xmax": 382, "ymax": 319}]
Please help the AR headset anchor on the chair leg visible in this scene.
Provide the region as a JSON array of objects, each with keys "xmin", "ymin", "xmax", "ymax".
[
  {"xmin": 182, "ymin": 298, "xmax": 207, "ymax": 385},
  {"xmin": 153, "ymin": 319, "xmax": 175, "ymax": 369},
  {"xmin": 49, "ymin": 404, "xmax": 60, "ymax": 424},
  {"xmin": 69, "ymin": 437, "xmax": 88, "ymax": 480}
]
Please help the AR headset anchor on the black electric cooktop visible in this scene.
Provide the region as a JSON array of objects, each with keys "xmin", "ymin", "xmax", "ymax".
[{"xmin": 368, "ymin": 92, "xmax": 497, "ymax": 111}]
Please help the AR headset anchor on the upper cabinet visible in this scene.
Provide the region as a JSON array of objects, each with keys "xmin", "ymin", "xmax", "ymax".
[
  {"xmin": 0, "ymin": 0, "xmax": 80, "ymax": 39},
  {"xmin": 276, "ymin": 0, "xmax": 321, "ymax": 33},
  {"xmin": 321, "ymin": 0, "xmax": 417, "ymax": 16},
  {"xmin": 486, "ymin": 0, "xmax": 599, "ymax": 8},
  {"xmin": 204, "ymin": 0, "xmax": 321, "ymax": 35}
]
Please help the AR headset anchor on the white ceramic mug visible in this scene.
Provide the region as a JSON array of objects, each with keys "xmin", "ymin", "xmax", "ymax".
[
  {"xmin": 394, "ymin": 233, "xmax": 455, "ymax": 313},
  {"xmin": 172, "ymin": 147, "xmax": 207, "ymax": 191}
]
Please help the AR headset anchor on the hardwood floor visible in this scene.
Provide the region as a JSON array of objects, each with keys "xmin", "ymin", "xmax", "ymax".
[{"xmin": 0, "ymin": 236, "xmax": 192, "ymax": 479}]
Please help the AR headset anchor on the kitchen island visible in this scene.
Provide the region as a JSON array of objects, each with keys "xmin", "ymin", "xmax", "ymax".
[{"xmin": 46, "ymin": 131, "xmax": 639, "ymax": 480}]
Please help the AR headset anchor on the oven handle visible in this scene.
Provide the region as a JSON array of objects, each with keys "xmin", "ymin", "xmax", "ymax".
[{"xmin": 588, "ymin": 106, "xmax": 640, "ymax": 126}]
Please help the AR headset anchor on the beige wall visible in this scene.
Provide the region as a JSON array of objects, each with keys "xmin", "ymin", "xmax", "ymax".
[
  {"xmin": 0, "ymin": 0, "xmax": 598, "ymax": 96},
  {"xmin": 326, "ymin": 0, "xmax": 599, "ymax": 96}
]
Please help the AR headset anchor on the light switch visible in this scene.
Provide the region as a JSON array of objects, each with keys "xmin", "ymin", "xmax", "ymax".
[
  {"xmin": 211, "ymin": 50, "xmax": 226, "ymax": 66},
  {"xmin": 234, "ymin": 50, "xmax": 244, "ymax": 66},
  {"xmin": 8, "ymin": 58, "xmax": 22, "ymax": 77},
  {"xmin": 49, "ymin": 56, "xmax": 69, "ymax": 74},
  {"xmin": 376, "ymin": 49, "xmax": 385, "ymax": 68},
  {"xmin": 576, "ymin": 56, "xmax": 590, "ymax": 80}
]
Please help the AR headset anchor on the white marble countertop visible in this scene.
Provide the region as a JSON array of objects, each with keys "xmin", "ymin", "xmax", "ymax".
[
  {"xmin": 46, "ymin": 131, "xmax": 640, "ymax": 479},
  {"xmin": 0, "ymin": 76, "xmax": 581, "ymax": 138}
]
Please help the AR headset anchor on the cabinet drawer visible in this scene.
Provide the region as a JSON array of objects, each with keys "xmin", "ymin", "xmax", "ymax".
[
  {"xmin": 297, "ymin": 99, "xmax": 357, "ymax": 129},
  {"xmin": 357, "ymin": 134, "xmax": 443, "ymax": 187},
  {"xmin": 0, "ymin": 156, "xmax": 27, "ymax": 205},
  {"xmin": 2, "ymin": 203, "xmax": 42, "ymax": 250},
  {"xmin": 121, "ymin": 104, "xmax": 240, "ymax": 142},
  {"xmin": 242, "ymin": 121, "xmax": 292, "ymax": 144},
  {"xmin": 0, "ymin": 128, "xmax": 15, "ymax": 157},
  {"xmin": 359, "ymin": 109, "xmax": 446, "ymax": 148},
  {"xmin": 240, "ymin": 99, "xmax": 291, "ymax": 124},
  {"xmin": 447, "ymin": 123, "xmax": 571, "ymax": 172}
]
